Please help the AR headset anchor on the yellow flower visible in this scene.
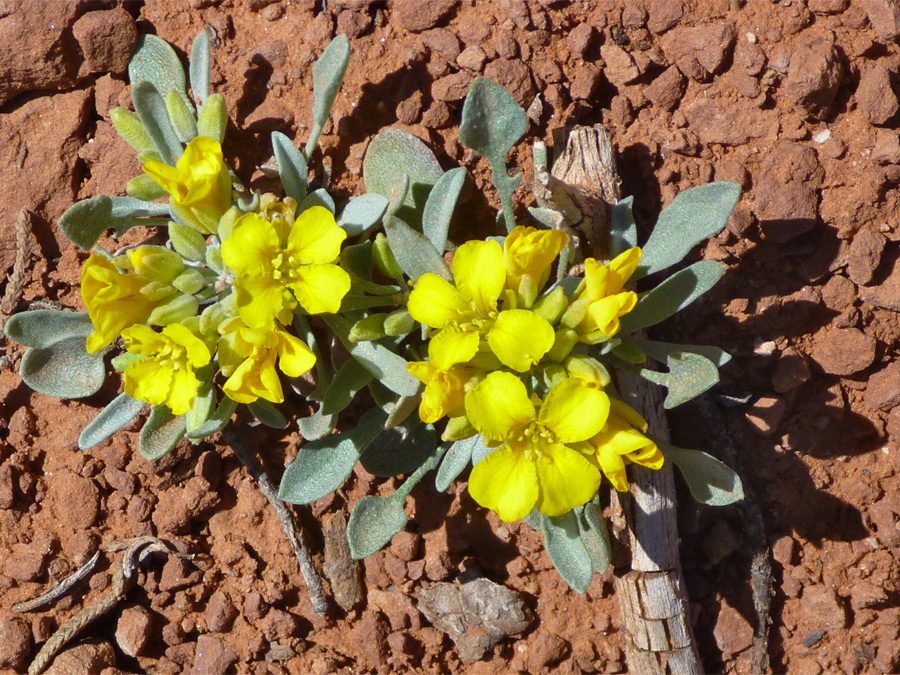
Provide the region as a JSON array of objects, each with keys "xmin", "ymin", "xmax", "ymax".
[
  {"xmin": 221, "ymin": 206, "xmax": 351, "ymax": 328},
  {"xmin": 407, "ymin": 327, "xmax": 481, "ymax": 423},
  {"xmin": 121, "ymin": 323, "xmax": 212, "ymax": 415},
  {"xmin": 465, "ymin": 372, "xmax": 609, "ymax": 522},
  {"xmin": 407, "ymin": 240, "xmax": 555, "ymax": 373},
  {"xmin": 81, "ymin": 254, "xmax": 160, "ymax": 354},
  {"xmin": 588, "ymin": 404, "xmax": 664, "ymax": 492},
  {"xmin": 504, "ymin": 226, "xmax": 569, "ymax": 307},
  {"xmin": 143, "ymin": 136, "xmax": 232, "ymax": 234},
  {"xmin": 565, "ymin": 247, "xmax": 642, "ymax": 344},
  {"xmin": 217, "ymin": 316, "xmax": 316, "ymax": 404}
]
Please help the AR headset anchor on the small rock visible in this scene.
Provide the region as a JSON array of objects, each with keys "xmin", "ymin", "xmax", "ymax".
[
  {"xmin": 645, "ymin": 66, "xmax": 686, "ymax": 111},
  {"xmin": 756, "ymin": 182, "xmax": 818, "ymax": 243},
  {"xmin": 48, "ymin": 469, "xmax": 100, "ymax": 530},
  {"xmin": 368, "ymin": 589, "xmax": 421, "ymax": 631},
  {"xmin": 647, "ymin": 0, "xmax": 684, "ymax": 34},
  {"xmin": 660, "ymin": 23, "xmax": 735, "ymax": 81},
  {"xmin": 104, "ymin": 467, "xmax": 136, "ymax": 495},
  {"xmin": 191, "ymin": 635, "xmax": 237, "ymax": 675},
  {"xmin": 456, "ymin": 44, "xmax": 486, "ymax": 72},
  {"xmin": 801, "ymin": 585, "xmax": 847, "ymax": 630},
  {"xmin": 821, "ymin": 275, "xmax": 856, "ymax": 311},
  {"xmin": 390, "ymin": 530, "xmax": 420, "ymax": 562},
  {"xmin": 810, "ymin": 327, "xmax": 877, "ymax": 375},
  {"xmin": 422, "ymin": 28, "xmax": 461, "ymax": 61},
  {"xmin": 71, "ymin": 8, "xmax": 137, "ymax": 76},
  {"xmin": 847, "ymin": 229, "xmax": 887, "ymax": 285},
  {"xmin": 483, "ymin": 59, "xmax": 535, "ymax": 106},
  {"xmin": 567, "ymin": 23, "xmax": 595, "ymax": 59},
  {"xmin": 849, "ymin": 581, "xmax": 889, "ymax": 610},
  {"xmin": 888, "ymin": 406, "xmax": 900, "ymax": 438},
  {"xmin": 746, "ymin": 396, "xmax": 787, "ymax": 436},
  {"xmin": 864, "ymin": 0, "xmax": 900, "ymax": 40},
  {"xmin": 432, "ymin": 71, "xmax": 474, "ymax": 101},
  {"xmin": 773, "ymin": 348, "xmax": 811, "ymax": 393},
  {"xmin": 244, "ymin": 100, "xmax": 294, "ymax": 132},
  {"xmin": 857, "ymin": 65, "xmax": 900, "ymax": 126},
  {"xmin": 683, "ymin": 97, "xmax": 770, "ymax": 146},
  {"xmin": 265, "ymin": 643, "xmax": 295, "ymax": 662},
  {"xmin": 864, "ymin": 361, "xmax": 900, "ymax": 411},
  {"xmin": 352, "ymin": 609, "xmax": 389, "ymax": 669},
  {"xmin": 44, "ymin": 640, "xmax": 115, "ymax": 675},
  {"xmin": 784, "ymin": 33, "xmax": 843, "ymax": 119},
  {"xmin": 158, "ymin": 557, "xmax": 200, "ymax": 593},
  {"xmin": 323, "ymin": 512, "xmax": 363, "ymax": 612},
  {"xmin": 391, "ymin": 0, "xmax": 458, "ymax": 32},
  {"xmin": 3, "ymin": 538, "xmax": 50, "ymax": 582},
  {"xmin": 0, "ymin": 616, "xmax": 31, "ymax": 670},
  {"xmin": 116, "ymin": 606, "xmax": 153, "ymax": 657},
  {"xmin": 860, "ymin": 251, "xmax": 900, "ymax": 310},
  {"xmin": 601, "ymin": 44, "xmax": 640, "ymax": 86},
  {"xmin": 206, "ymin": 590, "xmax": 238, "ymax": 632},
  {"xmin": 713, "ymin": 603, "xmax": 755, "ymax": 658},
  {"xmin": 810, "ymin": 0, "xmax": 850, "ymax": 11},
  {"xmin": 570, "ymin": 63, "xmax": 604, "ymax": 101},
  {"xmin": 771, "ymin": 536, "xmax": 797, "ymax": 565},
  {"xmin": 259, "ymin": 609, "xmax": 298, "ymax": 642},
  {"xmin": 525, "ymin": 632, "xmax": 570, "ymax": 671},
  {"xmin": 336, "ymin": 9, "xmax": 371, "ymax": 38},
  {"xmin": 872, "ymin": 129, "xmax": 900, "ymax": 165}
]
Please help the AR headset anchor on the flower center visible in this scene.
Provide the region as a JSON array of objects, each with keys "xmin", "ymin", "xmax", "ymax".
[
  {"xmin": 517, "ymin": 421, "xmax": 556, "ymax": 461},
  {"xmin": 271, "ymin": 251, "xmax": 301, "ymax": 284}
]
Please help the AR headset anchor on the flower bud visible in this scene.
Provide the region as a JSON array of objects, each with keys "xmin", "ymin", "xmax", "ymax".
[
  {"xmin": 564, "ymin": 354, "xmax": 611, "ymax": 388},
  {"xmin": 172, "ymin": 268, "xmax": 205, "ymax": 295},
  {"xmin": 532, "ymin": 285, "xmax": 568, "ymax": 324},
  {"xmin": 129, "ymin": 246, "xmax": 186, "ymax": 283},
  {"xmin": 384, "ymin": 308, "xmax": 415, "ymax": 336},
  {"xmin": 441, "ymin": 415, "xmax": 476, "ymax": 442},
  {"xmin": 126, "ymin": 174, "xmax": 168, "ymax": 201},
  {"xmin": 146, "ymin": 293, "xmax": 200, "ymax": 325},
  {"xmin": 546, "ymin": 328, "xmax": 578, "ymax": 362},
  {"xmin": 349, "ymin": 314, "xmax": 387, "ymax": 342},
  {"xmin": 372, "ymin": 233, "xmax": 403, "ymax": 279},
  {"xmin": 197, "ymin": 93, "xmax": 228, "ymax": 143}
]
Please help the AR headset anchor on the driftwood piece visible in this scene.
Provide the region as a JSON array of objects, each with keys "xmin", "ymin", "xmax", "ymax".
[{"xmin": 542, "ymin": 125, "xmax": 701, "ymax": 674}]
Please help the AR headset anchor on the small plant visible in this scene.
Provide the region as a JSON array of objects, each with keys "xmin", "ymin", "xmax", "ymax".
[{"xmin": 5, "ymin": 30, "xmax": 743, "ymax": 605}]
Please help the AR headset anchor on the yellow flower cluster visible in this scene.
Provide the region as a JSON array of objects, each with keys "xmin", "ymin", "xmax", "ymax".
[
  {"xmin": 80, "ymin": 137, "xmax": 350, "ymax": 416},
  {"xmin": 405, "ymin": 226, "xmax": 663, "ymax": 521}
]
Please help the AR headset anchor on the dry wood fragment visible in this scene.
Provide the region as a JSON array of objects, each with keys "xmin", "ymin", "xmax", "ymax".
[{"xmin": 323, "ymin": 511, "xmax": 363, "ymax": 612}]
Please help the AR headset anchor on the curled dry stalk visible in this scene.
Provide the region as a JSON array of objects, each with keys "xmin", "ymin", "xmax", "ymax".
[
  {"xmin": 222, "ymin": 424, "xmax": 329, "ymax": 615},
  {"xmin": 0, "ymin": 209, "xmax": 34, "ymax": 331}
]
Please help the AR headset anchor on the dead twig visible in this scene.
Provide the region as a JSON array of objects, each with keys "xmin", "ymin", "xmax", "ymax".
[
  {"xmin": 13, "ymin": 551, "xmax": 101, "ymax": 614},
  {"xmin": 23, "ymin": 537, "xmax": 189, "ymax": 675},
  {"xmin": 222, "ymin": 424, "xmax": 329, "ymax": 615},
  {"xmin": 1, "ymin": 209, "xmax": 34, "ymax": 331}
]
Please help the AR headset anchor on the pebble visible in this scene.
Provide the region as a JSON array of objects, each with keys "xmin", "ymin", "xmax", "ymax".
[
  {"xmin": 206, "ymin": 590, "xmax": 238, "ymax": 632},
  {"xmin": 813, "ymin": 130, "xmax": 832, "ymax": 144},
  {"xmin": 0, "ymin": 616, "xmax": 31, "ymax": 670},
  {"xmin": 820, "ymin": 275, "xmax": 856, "ymax": 311},
  {"xmin": 645, "ymin": 65, "xmax": 686, "ymax": 111},
  {"xmin": 801, "ymin": 585, "xmax": 848, "ymax": 630},
  {"xmin": 859, "ymin": 253, "xmax": 900, "ymax": 310},
  {"xmin": 391, "ymin": 0, "xmax": 459, "ymax": 32},
  {"xmin": 432, "ymin": 71, "xmax": 473, "ymax": 101},
  {"xmin": 810, "ymin": 327, "xmax": 876, "ymax": 376},
  {"xmin": 44, "ymin": 640, "xmax": 115, "ymax": 675},
  {"xmin": 857, "ymin": 64, "xmax": 900, "ymax": 126},
  {"xmin": 756, "ymin": 182, "xmax": 819, "ymax": 243},
  {"xmin": 71, "ymin": 8, "xmax": 137, "ymax": 76},
  {"xmin": 47, "ymin": 469, "xmax": 100, "ymax": 530},
  {"xmin": 660, "ymin": 23, "xmax": 735, "ymax": 81},
  {"xmin": 601, "ymin": 44, "xmax": 640, "ymax": 86},
  {"xmin": 567, "ymin": 23, "xmax": 595, "ymax": 59},
  {"xmin": 116, "ymin": 605, "xmax": 153, "ymax": 657},
  {"xmin": 456, "ymin": 44, "xmax": 486, "ymax": 72},
  {"xmin": 863, "ymin": 361, "xmax": 900, "ymax": 411},
  {"xmin": 887, "ymin": 407, "xmax": 900, "ymax": 438},
  {"xmin": 159, "ymin": 557, "xmax": 201, "ymax": 593},
  {"xmin": 847, "ymin": 229, "xmax": 886, "ymax": 286},
  {"xmin": 483, "ymin": 58, "xmax": 535, "ymax": 105},
  {"xmin": 784, "ymin": 33, "xmax": 843, "ymax": 118},
  {"xmin": 713, "ymin": 603, "xmax": 755, "ymax": 657},
  {"xmin": 368, "ymin": 589, "xmax": 421, "ymax": 631},
  {"xmin": 864, "ymin": 0, "xmax": 900, "ymax": 40},
  {"xmin": 773, "ymin": 348, "xmax": 811, "ymax": 393},
  {"xmin": 191, "ymin": 635, "xmax": 238, "ymax": 675},
  {"xmin": 525, "ymin": 632, "xmax": 570, "ymax": 671},
  {"xmin": 646, "ymin": 0, "xmax": 684, "ymax": 34},
  {"xmin": 352, "ymin": 609, "xmax": 389, "ymax": 669},
  {"xmin": 745, "ymin": 395, "xmax": 786, "ymax": 436},
  {"xmin": 802, "ymin": 628, "xmax": 826, "ymax": 648}
]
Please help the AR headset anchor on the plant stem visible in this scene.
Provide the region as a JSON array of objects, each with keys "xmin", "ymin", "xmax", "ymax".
[{"xmin": 223, "ymin": 424, "xmax": 329, "ymax": 615}]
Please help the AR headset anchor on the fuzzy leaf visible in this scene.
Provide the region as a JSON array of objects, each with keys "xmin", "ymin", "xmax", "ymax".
[
  {"xmin": 79, "ymin": 393, "xmax": 146, "ymax": 450},
  {"xmin": 619, "ymin": 261, "xmax": 726, "ymax": 334},
  {"xmin": 19, "ymin": 337, "xmax": 107, "ymax": 399},
  {"xmin": 578, "ymin": 502, "xmax": 611, "ymax": 573},
  {"xmin": 59, "ymin": 195, "xmax": 171, "ymax": 250},
  {"xmin": 272, "ymin": 131, "xmax": 308, "ymax": 204},
  {"xmin": 165, "ymin": 89, "xmax": 198, "ymax": 143},
  {"xmin": 279, "ymin": 408, "xmax": 385, "ymax": 505},
  {"xmin": 305, "ymin": 34, "xmax": 350, "ymax": 158},
  {"xmin": 139, "ymin": 405, "xmax": 186, "ymax": 460},
  {"xmin": 659, "ymin": 442, "xmax": 744, "ymax": 506},
  {"xmin": 422, "ymin": 167, "xmax": 466, "ymax": 252},
  {"xmin": 640, "ymin": 352, "xmax": 720, "ymax": 409},
  {"xmin": 337, "ymin": 193, "xmax": 389, "ymax": 236},
  {"xmin": 300, "ymin": 188, "xmax": 335, "ymax": 214},
  {"xmin": 459, "ymin": 77, "xmax": 527, "ymax": 232},
  {"xmin": 541, "ymin": 512, "xmax": 594, "ymax": 593},
  {"xmin": 132, "ymin": 81, "xmax": 183, "ymax": 166},
  {"xmin": 360, "ymin": 420, "xmax": 435, "ymax": 477},
  {"xmin": 185, "ymin": 397, "xmax": 237, "ymax": 439},
  {"xmin": 197, "ymin": 93, "xmax": 227, "ymax": 143},
  {"xmin": 635, "ymin": 182, "xmax": 741, "ymax": 279},
  {"xmin": 248, "ymin": 400, "xmax": 287, "ymax": 428},
  {"xmin": 189, "ymin": 30, "xmax": 210, "ymax": 104},
  {"xmin": 168, "ymin": 221, "xmax": 208, "ymax": 261},
  {"xmin": 297, "ymin": 408, "xmax": 337, "ymax": 441},
  {"xmin": 4, "ymin": 310, "xmax": 93, "ymax": 348},
  {"xmin": 127, "ymin": 174, "xmax": 169, "ymax": 201},
  {"xmin": 383, "ymin": 215, "xmax": 451, "ymax": 281},
  {"xmin": 610, "ymin": 196, "xmax": 638, "ymax": 257},
  {"xmin": 435, "ymin": 435, "xmax": 476, "ymax": 492},
  {"xmin": 634, "ymin": 339, "xmax": 731, "ymax": 368},
  {"xmin": 527, "ymin": 206, "xmax": 564, "ymax": 230},
  {"xmin": 128, "ymin": 34, "xmax": 191, "ymax": 108},
  {"xmin": 321, "ymin": 358, "xmax": 374, "ymax": 416}
]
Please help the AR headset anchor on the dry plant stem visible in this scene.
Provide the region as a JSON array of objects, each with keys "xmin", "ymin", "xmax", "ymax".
[
  {"xmin": 222, "ymin": 424, "xmax": 329, "ymax": 615},
  {"xmin": 0, "ymin": 209, "xmax": 34, "ymax": 330},
  {"xmin": 13, "ymin": 551, "xmax": 101, "ymax": 613},
  {"xmin": 697, "ymin": 395, "xmax": 773, "ymax": 673},
  {"xmin": 546, "ymin": 125, "xmax": 701, "ymax": 675}
]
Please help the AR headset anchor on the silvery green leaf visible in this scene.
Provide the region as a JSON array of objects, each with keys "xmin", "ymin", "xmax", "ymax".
[
  {"xmin": 300, "ymin": 188, "xmax": 335, "ymax": 214},
  {"xmin": 197, "ymin": 93, "xmax": 227, "ymax": 143},
  {"xmin": 271, "ymin": 131, "xmax": 308, "ymax": 204},
  {"xmin": 132, "ymin": 81, "xmax": 183, "ymax": 166},
  {"xmin": 527, "ymin": 206, "xmax": 563, "ymax": 229},
  {"xmin": 110, "ymin": 108, "xmax": 157, "ymax": 157},
  {"xmin": 363, "ymin": 129, "xmax": 443, "ymax": 227},
  {"xmin": 186, "ymin": 397, "xmax": 237, "ymax": 439},
  {"xmin": 459, "ymin": 77, "xmax": 528, "ymax": 232},
  {"xmin": 297, "ymin": 408, "xmax": 337, "ymax": 441},
  {"xmin": 337, "ymin": 193, "xmax": 389, "ymax": 236},
  {"xmin": 383, "ymin": 215, "xmax": 451, "ymax": 282},
  {"xmin": 634, "ymin": 182, "xmax": 741, "ymax": 280},
  {"xmin": 4, "ymin": 310, "xmax": 92, "ymax": 348},
  {"xmin": 470, "ymin": 434, "xmax": 495, "ymax": 465},
  {"xmin": 305, "ymin": 34, "xmax": 350, "ymax": 159},
  {"xmin": 165, "ymin": 89, "xmax": 198, "ymax": 143},
  {"xmin": 139, "ymin": 405, "xmax": 186, "ymax": 460},
  {"xmin": 59, "ymin": 196, "xmax": 171, "ymax": 250},
  {"xmin": 659, "ymin": 442, "xmax": 744, "ymax": 506},
  {"xmin": 185, "ymin": 366, "xmax": 215, "ymax": 435},
  {"xmin": 610, "ymin": 196, "xmax": 638, "ymax": 257},
  {"xmin": 634, "ymin": 339, "xmax": 731, "ymax": 368},
  {"xmin": 541, "ymin": 512, "xmax": 594, "ymax": 593},
  {"xmin": 619, "ymin": 261, "xmax": 726, "ymax": 334},
  {"xmin": 321, "ymin": 358, "xmax": 374, "ymax": 416},
  {"xmin": 126, "ymin": 174, "xmax": 169, "ymax": 201},
  {"xmin": 19, "ymin": 338, "xmax": 107, "ymax": 399},
  {"xmin": 435, "ymin": 435, "xmax": 476, "ymax": 492},
  {"xmin": 640, "ymin": 352, "xmax": 720, "ymax": 409},
  {"xmin": 128, "ymin": 33, "xmax": 191, "ymax": 108},
  {"xmin": 384, "ymin": 390, "xmax": 421, "ymax": 429},
  {"xmin": 422, "ymin": 167, "xmax": 466, "ymax": 252},
  {"xmin": 578, "ymin": 502, "xmax": 611, "ymax": 573},
  {"xmin": 189, "ymin": 30, "xmax": 210, "ymax": 104},
  {"xmin": 78, "ymin": 394, "xmax": 146, "ymax": 451},
  {"xmin": 279, "ymin": 408, "xmax": 385, "ymax": 505},
  {"xmin": 360, "ymin": 419, "xmax": 435, "ymax": 477},
  {"xmin": 168, "ymin": 221, "xmax": 207, "ymax": 261},
  {"xmin": 248, "ymin": 400, "xmax": 287, "ymax": 428}
]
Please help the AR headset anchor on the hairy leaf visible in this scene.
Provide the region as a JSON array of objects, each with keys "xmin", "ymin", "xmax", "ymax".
[
  {"xmin": 305, "ymin": 34, "xmax": 350, "ymax": 158},
  {"xmin": 422, "ymin": 167, "xmax": 466, "ymax": 252},
  {"xmin": 59, "ymin": 195, "xmax": 170, "ymax": 250},
  {"xmin": 78, "ymin": 393, "xmax": 146, "ymax": 451},
  {"xmin": 4, "ymin": 310, "xmax": 93, "ymax": 348},
  {"xmin": 272, "ymin": 131, "xmax": 308, "ymax": 204},
  {"xmin": 640, "ymin": 352, "xmax": 720, "ymax": 408},
  {"xmin": 659, "ymin": 442, "xmax": 744, "ymax": 506},
  {"xmin": 189, "ymin": 30, "xmax": 210, "ymax": 104},
  {"xmin": 128, "ymin": 34, "xmax": 191, "ymax": 108},
  {"xmin": 610, "ymin": 196, "xmax": 638, "ymax": 257},
  {"xmin": 435, "ymin": 435, "xmax": 476, "ymax": 492},
  {"xmin": 383, "ymin": 215, "xmax": 451, "ymax": 281},
  {"xmin": 337, "ymin": 193, "xmax": 389, "ymax": 236},
  {"xmin": 132, "ymin": 80, "xmax": 183, "ymax": 166},
  {"xmin": 541, "ymin": 512, "xmax": 594, "ymax": 593}
]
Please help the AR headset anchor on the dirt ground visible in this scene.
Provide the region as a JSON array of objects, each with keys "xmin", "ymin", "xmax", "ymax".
[{"xmin": 1, "ymin": 0, "xmax": 899, "ymax": 673}]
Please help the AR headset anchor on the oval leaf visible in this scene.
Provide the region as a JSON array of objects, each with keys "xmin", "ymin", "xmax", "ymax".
[
  {"xmin": 189, "ymin": 30, "xmax": 210, "ymax": 104},
  {"xmin": 300, "ymin": 188, "xmax": 335, "ymax": 214},
  {"xmin": 347, "ymin": 493, "xmax": 409, "ymax": 560},
  {"xmin": 659, "ymin": 442, "xmax": 744, "ymax": 506},
  {"xmin": 128, "ymin": 33, "xmax": 191, "ymax": 107},
  {"xmin": 578, "ymin": 502, "xmax": 611, "ymax": 573},
  {"xmin": 132, "ymin": 80, "xmax": 183, "ymax": 166},
  {"xmin": 272, "ymin": 131, "xmax": 308, "ymax": 204},
  {"xmin": 79, "ymin": 393, "xmax": 146, "ymax": 450},
  {"xmin": 541, "ymin": 512, "xmax": 594, "ymax": 594},
  {"xmin": 634, "ymin": 339, "xmax": 732, "ymax": 368},
  {"xmin": 360, "ymin": 421, "xmax": 435, "ymax": 477},
  {"xmin": 4, "ymin": 310, "xmax": 93, "ymax": 349},
  {"xmin": 19, "ymin": 338, "xmax": 107, "ymax": 399},
  {"xmin": 435, "ymin": 436, "xmax": 475, "ymax": 492},
  {"xmin": 422, "ymin": 167, "xmax": 466, "ymax": 252},
  {"xmin": 297, "ymin": 408, "xmax": 337, "ymax": 441},
  {"xmin": 337, "ymin": 193, "xmax": 389, "ymax": 236},
  {"xmin": 321, "ymin": 358, "xmax": 374, "ymax": 416},
  {"xmin": 635, "ymin": 182, "xmax": 741, "ymax": 279},
  {"xmin": 186, "ymin": 396, "xmax": 237, "ymax": 439},
  {"xmin": 248, "ymin": 400, "xmax": 287, "ymax": 428},
  {"xmin": 139, "ymin": 405, "xmax": 186, "ymax": 460},
  {"xmin": 610, "ymin": 196, "xmax": 638, "ymax": 257},
  {"xmin": 305, "ymin": 34, "xmax": 351, "ymax": 158},
  {"xmin": 383, "ymin": 215, "xmax": 451, "ymax": 281}
]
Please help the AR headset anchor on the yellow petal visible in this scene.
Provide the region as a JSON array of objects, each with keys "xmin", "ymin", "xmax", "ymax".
[
  {"xmin": 407, "ymin": 274, "xmax": 469, "ymax": 329},
  {"xmin": 221, "ymin": 213, "xmax": 279, "ymax": 275},
  {"xmin": 287, "ymin": 206, "xmax": 347, "ymax": 265},
  {"xmin": 487, "ymin": 309, "xmax": 555, "ymax": 372},
  {"xmin": 276, "ymin": 331, "xmax": 316, "ymax": 377},
  {"xmin": 407, "ymin": 361, "xmax": 439, "ymax": 386},
  {"xmin": 583, "ymin": 258, "xmax": 612, "ymax": 300},
  {"xmin": 464, "ymin": 371, "xmax": 535, "ymax": 442},
  {"xmin": 504, "ymin": 226, "xmax": 569, "ymax": 302},
  {"xmin": 539, "ymin": 377, "xmax": 610, "ymax": 443},
  {"xmin": 122, "ymin": 324, "xmax": 167, "ymax": 356},
  {"xmin": 609, "ymin": 398, "xmax": 648, "ymax": 433},
  {"xmin": 142, "ymin": 158, "xmax": 182, "ymax": 198},
  {"xmin": 124, "ymin": 357, "xmax": 172, "ymax": 407},
  {"xmin": 289, "ymin": 263, "xmax": 351, "ymax": 314},
  {"xmin": 161, "ymin": 324, "xmax": 211, "ymax": 368},
  {"xmin": 595, "ymin": 446, "xmax": 629, "ymax": 492},
  {"xmin": 223, "ymin": 347, "xmax": 284, "ymax": 404},
  {"xmin": 419, "ymin": 371, "xmax": 466, "ymax": 424},
  {"xmin": 467, "ymin": 443, "xmax": 539, "ymax": 522},
  {"xmin": 428, "ymin": 327, "xmax": 480, "ymax": 371},
  {"xmin": 534, "ymin": 442, "xmax": 602, "ymax": 516},
  {"xmin": 452, "ymin": 240, "xmax": 504, "ymax": 314},
  {"xmin": 166, "ymin": 367, "xmax": 200, "ymax": 416},
  {"xmin": 233, "ymin": 274, "xmax": 285, "ymax": 328},
  {"xmin": 607, "ymin": 247, "xmax": 642, "ymax": 294}
]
